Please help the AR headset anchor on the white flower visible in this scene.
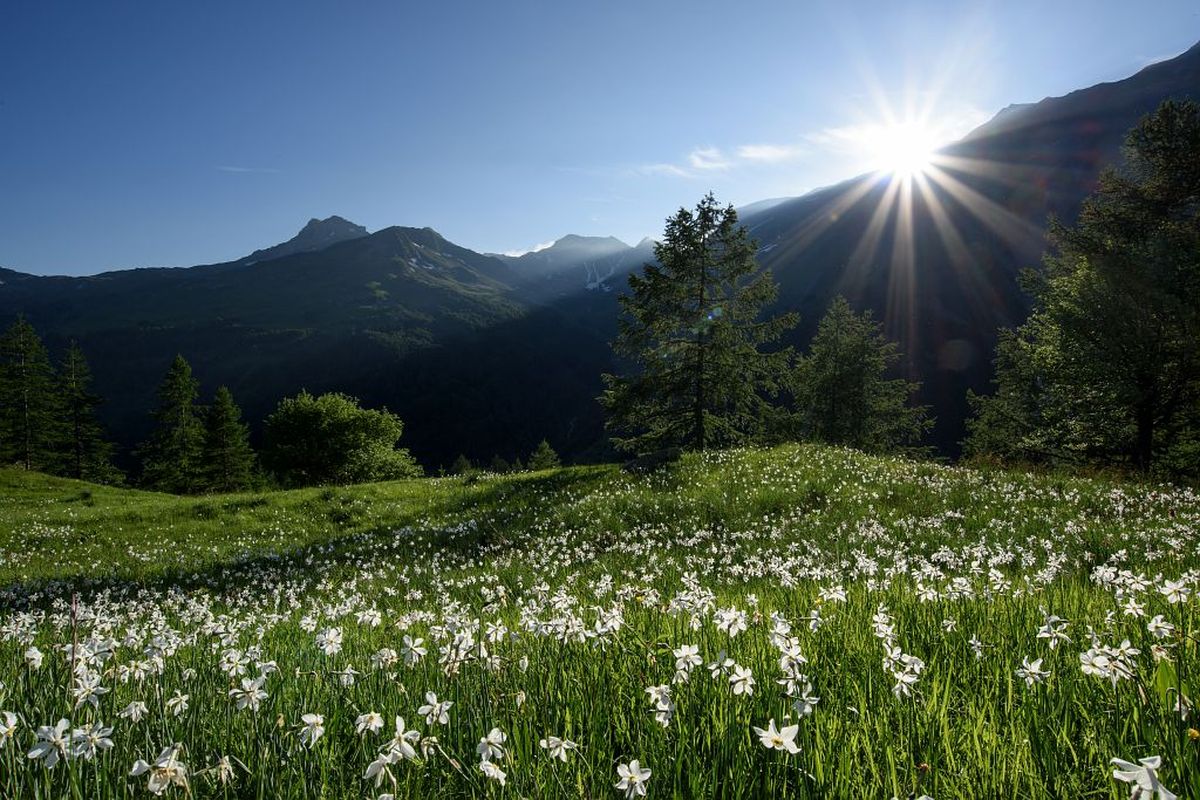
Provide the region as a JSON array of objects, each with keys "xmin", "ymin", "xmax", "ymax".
[
  {"xmin": 615, "ymin": 759, "xmax": 651, "ymax": 798},
  {"xmin": 298, "ymin": 713, "xmax": 325, "ymax": 748},
  {"xmin": 673, "ymin": 644, "xmax": 702, "ymax": 674},
  {"xmin": 24, "ymin": 646, "xmax": 44, "ymax": 669},
  {"xmin": 71, "ymin": 721, "xmax": 114, "ymax": 760},
  {"xmin": 402, "ymin": 635, "xmax": 427, "ymax": 666},
  {"xmin": 166, "ymin": 691, "xmax": 189, "ymax": 717},
  {"xmin": 729, "ymin": 665, "xmax": 755, "ymax": 696},
  {"xmin": 539, "ymin": 735, "xmax": 578, "ymax": 762},
  {"xmin": 479, "ymin": 759, "xmax": 507, "ymax": 785},
  {"xmin": 27, "ymin": 718, "xmax": 70, "ymax": 769},
  {"xmin": 1159, "ymin": 580, "xmax": 1189, "ymax": 605},
  {"xmin": 131, "ymin": 744, "xmax": 189, "ymax": 795},
  {"xmin": 1147, "ymin": 615, "xmax": 1175, "ymax": 640},
  {"xmin": 1016, "ymin": 657, "xmax": 1050, "ymax": 686},
  {"xmin": 752, "ymin": 719, "xmax": 800, "ymax": 754},
  {"xmin": 1111, "ymin": 754, "xmax": 1176, "ymax": 799},
  {"xmin": 356, "ymin": 712, "xmax": 384, "ymax": 736},
  {"xmin": 229, "ymin": 676, "xmax": 268, "ymax": 712},
  {"xmin": 708, "ymin": 649, "xmax": 734, "ymax": 678},
  {"xmin": 315, "ymin": 628, "xmax": 343, "ymax": 657},
  {"xmin": 387, "ymin": 717, "xmax": 421, "ymax": 760},
  {"xmin": 119, "ymin": 701, "xmax": 148, "ymax": 723},
  {"xmin": 0, "ymin": 711, "xmax": 18, "ymax": 749},
  {"xmin": 477, "ymin": 727, "xmax": 507, "ymax": 762},
  {"xmin": 417, "ymin": 692, "xmax": 453, "ymax": 726}
]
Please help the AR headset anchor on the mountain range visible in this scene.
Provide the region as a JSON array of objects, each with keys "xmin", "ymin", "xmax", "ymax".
[{"xmin": 2, "ymin": 41, "xmax": 1198, "ymax": 469}]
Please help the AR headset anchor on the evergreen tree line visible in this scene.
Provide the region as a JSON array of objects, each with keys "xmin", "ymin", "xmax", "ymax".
[
  {"xmin": 0, "ymin": 337, "xmax": 431, "ymax": 492},
  {"xmin": 602, "ymin": 101, "xmax": 1200, "ymax": 480}
]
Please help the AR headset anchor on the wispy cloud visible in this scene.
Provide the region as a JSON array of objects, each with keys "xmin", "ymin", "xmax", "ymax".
[
  {"xmin": 735, "ymin": 143, "xmax": 807, "ymax": 163},
  {"xmin": 501, "ymin": 240, "xmax": 556, "ymax": 258},
  {"xmin": 216, "ymin": 165, "xmax": 281, "ymax": 174},
  {"xmin": 687, "ymin": 147, "xmax": 731, "ymax": 171}
]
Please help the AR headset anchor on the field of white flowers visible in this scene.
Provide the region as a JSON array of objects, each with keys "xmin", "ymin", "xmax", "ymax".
[{"xmin": 0, "ymin": 444, "xmax": 1197, "ymax": 798}]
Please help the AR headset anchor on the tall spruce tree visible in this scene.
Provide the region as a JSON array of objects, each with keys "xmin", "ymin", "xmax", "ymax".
[
  {"xmin": 789, "ymin": 297, "xmax": 931, "ymax": 452},
  {"xmin": 966, "ymin": 100, "xmax": 1200, "ymax": 475},
  {"xmin": 200, "ymin": 386, "xmax": 257, "ymax": 493},
  {"xmin": 57, "ymin": 341, "xmax": 120, "ymax": 482},
  {"xmin": 600, "ymin": 194, "xmax": 797, "ymax": 453},
  {"xmin": 139, "ymin": 354, "xmax": 205, "ymax": 493},
  {"xmin": 0, "ymin": 317, "xmax": 61, "ymax": 471}
]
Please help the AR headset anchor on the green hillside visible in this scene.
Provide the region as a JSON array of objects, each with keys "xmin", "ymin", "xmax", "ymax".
[{"xmin": 0, "ymin": 445, "xmax": 1197, "ymax": 797}]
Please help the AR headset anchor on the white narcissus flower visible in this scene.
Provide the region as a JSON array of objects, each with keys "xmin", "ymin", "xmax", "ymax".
[
  {"xmin": 387, "ymin": 717, "xmax": 421, "ymax": 760},
  {"xmin": 1111, "ymin": 755, "xmax": 1176, "ymax": 799},
  {"xmin": 356, "ymin": 712, "xmax": 384, "ymax": 736},
  {"xmin": 752, "ymin": 719, "xmax": 800, "ymax": 754},
  {"xmin": 71, "ymin": 721, "xmax": 114, "ymax": 760},
  {"xmin": 1016, "ymin": 656, "xmax": 1050, "ymax": 686},
  {"xmin": 119, "ymin": 701, "xmax": 148, "ymax": 723},
  {"xmin": 27, "ymin": 718, "xmax": 70, "ymax": 769},
  {"xmin": 539, "ymin": 735, "xmax": 578, "ymax": 762},
  {"xmin": 615, "ymin": 759, "xmax": 651, "ymax": 798},
  {"xmin": 131, "ymin": 744, "xmax": 189, "ymax": 796},
  {"xmin": 477, "ymin": 727, "xmax": 506, "ymax": 762},
  {"xmin": 298, "ymin": 713, "xmax": 325, "ymax": 748},
  {"xmin": 729, "ymin": 665, "xmax": 755, "ymax": 696},
  {"xmin": 24, "ymin": 646, "xmax": 44, "ymax": 669},
  {"xmin": 229, "ymin": 676, "xmax": 268, "ymax": 712},
  {"xmin": 479, "ymin": 759, "xmax": 507, "ymax": 785},
  {"xmin": 417, "ymin": 692, "xmax": 453, "ymax": 726},
  {"xmin": 0, "ymin": 711, "xmax": 18, "ymax": 748}
]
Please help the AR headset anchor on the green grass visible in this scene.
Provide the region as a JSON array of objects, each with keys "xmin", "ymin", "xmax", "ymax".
[{"xmin": 0, "ymin": 444, "xmax": 1198, "ymax": 798}]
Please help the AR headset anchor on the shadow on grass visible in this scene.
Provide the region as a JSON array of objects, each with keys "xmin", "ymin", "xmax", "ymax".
[{"xmin": 0, "ymin": 466, "xmax": 620, "ymax": 610}]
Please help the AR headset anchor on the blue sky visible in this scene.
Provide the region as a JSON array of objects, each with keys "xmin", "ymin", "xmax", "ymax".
[{"xmin": 2, "ymin": 1, "xmax": 1197, "ymax": 275}]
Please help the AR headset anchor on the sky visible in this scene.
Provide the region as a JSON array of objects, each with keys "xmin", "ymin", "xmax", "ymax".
[{"xmin": 1, "ymin": 1, "xmax": 1198, "ymax": 275}]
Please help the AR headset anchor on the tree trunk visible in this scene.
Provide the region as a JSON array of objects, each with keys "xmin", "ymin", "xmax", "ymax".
[{"xmin": 1135, "ymin": 402, "xmax": 1154, "ymax": 473}]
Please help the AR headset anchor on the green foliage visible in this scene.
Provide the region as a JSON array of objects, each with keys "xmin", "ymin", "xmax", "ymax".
[
  {"xmin": 488, "ymin": 454, "xmax": 511, "ymax": 473},
  {"xmin": 262, "ymin": 391, "xmax": 422, "ymax": 487},
  {"xmin": 967, "ymin": 100, "xmax": 1200, "ymax": 476},
  {"xmin": 601, "ymin": 193, "xmax": 797, "ymax": 453},
  {"xmin": 200, "ymin": 386, "xmax": 258, "ymax": 493},
  {"xmin": 0, "ymin": 445, "xmax": 1197, "ymax": 798},
  {"xmin": 448, "ymin": 453, "xmax": 474, "ymax": 475},
  {"xmin": 138, "ymin": 354, "xmax": 206, "ymax": 493},
  {"xmin": 527, "ymin": 438, "xmax": 561, "ymax": 470},
  {"xmin": 56, "ymin": 341, "xmax": 121, "ymax": 483},
  {"xmin": 0, "ymin": 316, "xmax": 62, "ymax": 471},
  {"xmin": 788, "ymin": 297, "xmax": 931, "ymax": 452}
]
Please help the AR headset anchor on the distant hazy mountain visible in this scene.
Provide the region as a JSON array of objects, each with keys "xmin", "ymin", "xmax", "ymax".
[
  {"xmin": 496, "ymin": 234, "xmax": 657, "ymax": 300},
  {"xmin": 1, "ymin": 41, "xmax": 1196, "ymax": 468}
]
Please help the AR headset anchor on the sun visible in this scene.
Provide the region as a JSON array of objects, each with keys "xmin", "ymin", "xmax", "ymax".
[{"xmin": 865, "ymin": 121, "xmax": 941, "ymax": 179}]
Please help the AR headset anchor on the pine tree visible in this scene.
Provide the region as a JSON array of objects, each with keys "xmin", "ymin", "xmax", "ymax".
[
  {"xmin": 139, "ymin": 354, "xmax": 205, "ymax": 493},
  {"xmin": 449, "ymin": 454, "xmax": 474, "ymax": 475},
  {"xmin": 967, "ymin": 100, "xmax": 1200, "ymax": 475},
  {"xmin": 789, "ymin": 297, "xmax": 931, "ymax": 452},
  {"xmin": 0, "ymin": 317, "xmax": 61, "ymax": 471},
  {"xmin": 600, "ymin": 193, "xmax": 797, "ymax": 454},
  {"xmin": 57, "ymin": 341, "xmax": 120, "ymax": 482},
  {"xmin": 527, "ymin": 439, "xmax": 561, "ymax": 470},
  {"xmin": 488, "ymin": 454, "xmax": 511, "ymax": 473},
  {"xmin": 200, "ymin": 386, "xmax": 257, "ymax": 493}
]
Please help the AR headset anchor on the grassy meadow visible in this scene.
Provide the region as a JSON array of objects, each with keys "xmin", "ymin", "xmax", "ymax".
[{"xmin": 0, "ymin": 444, "xmax": 1198, "ymax": 798}]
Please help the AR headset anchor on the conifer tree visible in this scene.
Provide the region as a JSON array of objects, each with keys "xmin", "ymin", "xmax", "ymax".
[
  {"xmin": 601, "ymin": 193, "xmax": 797, "ymax": 454},
  {"xmin": 449, "ymin": 454, "xmax": 474, "ymax": 475},
  {"xmin": 967, "ymin": 100, "xmax": 1200, "ymax": 474},
  {"xmin": 139, "ymin": 354, "xmax": 205, "ymax": 493},
  {"xmin": 200, "ymin": 386, "xmax": 257, "ymax": 493},
  {"xmin": 488, "ymin": 454, "xmax": 511, "ymax": 473},
  {"xmin": 57, "ymin": 341, "xmax": 120, "ymax": 482},
  {"xmin": 0, "ymin": 317, "xmax": 61, "ymax": 471},
  {"xmin": 527, "ymin": 439, "xmax": 561, "ymax": 470},
  {"xmin": 789, "ymin": 297, "xmax": 931, "ymax": 452}
]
